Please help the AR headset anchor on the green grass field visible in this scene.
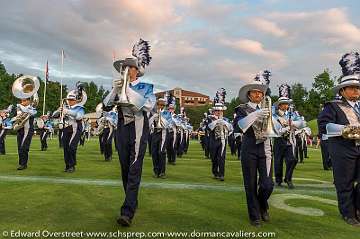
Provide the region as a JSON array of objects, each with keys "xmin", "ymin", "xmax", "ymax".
[{"xmin": 0, "ymin": 135, "xmax": 358, "ymax": 239}]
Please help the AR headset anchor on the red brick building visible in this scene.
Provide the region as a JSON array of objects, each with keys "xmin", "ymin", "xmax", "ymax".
[{"xmin": 155, "ymin": 87, "xmax": 212, "ymax": 108}]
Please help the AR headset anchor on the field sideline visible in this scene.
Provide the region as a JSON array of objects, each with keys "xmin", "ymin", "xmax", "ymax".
[{"xmin": 0, "ymin": 135, "xmax": 358, "ymax": 239}]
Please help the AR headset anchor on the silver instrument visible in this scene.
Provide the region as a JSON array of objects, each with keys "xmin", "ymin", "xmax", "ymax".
[
  {"xmin": 261, "ymin": 96, "xmax": 278, "ymax": 138},
  {"xmin": 117, "ymin": 66, "xmax": 132, "ymax": 106},
  {"xmin": 36, "ymin": 118, "xmax": 45, "ymax": 129},
  {"xmin": 11, "ymin": 75, "xmax": 40, "ymax": 131}
]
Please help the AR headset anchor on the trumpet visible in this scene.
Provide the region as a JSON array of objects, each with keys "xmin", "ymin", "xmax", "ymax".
[
  {"xmin": 261, "ymin": 96, "xmax": 278, "ymax": 138},
  {"xmin": 117, "ymin": 66, "xmax": 132, "ymax": 106}
]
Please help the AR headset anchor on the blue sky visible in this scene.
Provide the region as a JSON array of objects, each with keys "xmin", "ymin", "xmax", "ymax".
[{"xmin": 1, "ymin": 0, "xmax": 360, "ymax": 99}]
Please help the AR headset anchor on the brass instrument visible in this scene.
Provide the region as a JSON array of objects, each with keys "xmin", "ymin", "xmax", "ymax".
[
  {"xmin": 117, "ymin": 66, "xmax": 132, "ymax": 106},
  {"xmin": 156, "ymin": 109, "xmax": 163, "ymax": 128},
  {"xmin": 261, "ymin": 96, "xmax": 278, "ymax": 138},
  {"xmin": 342, "ymin": 125, "xmax": 360, "ymax": 139},
  {"xmin": 11, "ymin": 75, "xmax": 40, "ymax": 131}
]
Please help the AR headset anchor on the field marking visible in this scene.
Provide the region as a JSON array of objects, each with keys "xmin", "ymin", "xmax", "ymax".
[
  {"xmin": 269, "ymin": 193, "xmax": 337, "ymax": 216},
  {"xmin": 0, "ymin": 175, "xmax": 336, "ymax": 196}
]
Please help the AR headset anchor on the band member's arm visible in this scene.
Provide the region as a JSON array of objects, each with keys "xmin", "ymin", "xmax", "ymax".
[
  {"xmin": 127, "ymin": 85, "xmax": 156, "ymax": 112},
  {"xmin": 318, "ymin": 103, "xmax": 344, "ymax": 137},
  {"xmin": 236, "ymin": 108, "xmax": 270, "ymax": 133},
  {"xmin": 17, "ymin": 104, "xmax": 37, "ymax": 116},
  {"xmin": 63, "ymin": 107, "xmax": 85, "ymax": 120}
]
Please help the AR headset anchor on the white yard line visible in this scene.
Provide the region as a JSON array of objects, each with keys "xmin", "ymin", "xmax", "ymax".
[{"xmin": 0, "ymin": 175, "xmax": 336, "ymax": 196}]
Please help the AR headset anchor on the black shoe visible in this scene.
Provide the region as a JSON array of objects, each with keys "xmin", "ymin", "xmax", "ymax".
[
  {"xmin": 356, "ymin": 210, "xmax": 360, "ymax": 221},
  {"xmin": 64, "ymin": 167, "xmax": 69, "ymax": 172},
  {"xmin": 250, "ymin": 219, "xmax": 261, "ymax": 227},
  {"xmin": 261, "ymin": 211, "xmax": 270, "ymax": 222},
  {"xmin": 276, "ymin": 182, "xmax": 282, "ymax": 187},
  {"xmin": 159, "ymin": 173, "xmax": 166, "ymax": 179},
  {"xmin": 105, "ymin": 156, "xmax": 112, "ymax": 161},
  {"xmin": 286, "ymin": 181, "xmax": 295, "ymax": 189},
  {"xmin": 153, "ymin": 174, "xmax": 159, "ymax": 178},
  {"xmin": 67, "ymin": 167, "xmax": 75, "ymax": 173},
  {"xmin": 343, "ymin": 217, "xmax": 360, "ymax": 226},
  {"xmin": 117, "ymin": 215, "xmax": 132, "ymax": 227},
  {"xmin": 213, "ymin": 175, "xmax": 219, "ymax": 180},
  {"xmin": 17, "ymin": 165, "xmax": 27, "ymax": 170},
  {"xmin": 219, "ymin": 176, "xmax": 224, "ymax": 181}
]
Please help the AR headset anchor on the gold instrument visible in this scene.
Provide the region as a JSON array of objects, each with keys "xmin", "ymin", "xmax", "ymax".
[
  {"xmin": 342, "ymin": 125, "xmax": 360, "ymax": 139},
  {"xmin": 261, "ymin": 96, "xmax": 278, "ymax": 138},
  {"xmin": 11, "ymin": 75, "xmax": 40, "ymax": 131},
  {"xmin": 156, "ymin": 109, "xmax": 164, "ymax": 128}
]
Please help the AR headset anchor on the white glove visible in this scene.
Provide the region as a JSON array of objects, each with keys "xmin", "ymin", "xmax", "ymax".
[
  {"xmin": 255, "ymin": 109, "xmax": 270, "ymax": 119},
  {"xmin": 113, "ymin": 79, "xmax": 124, "ymax": 90},
  {"xmin": 280, "ymin": 126, "xmax": 290, "ymax": 134}
]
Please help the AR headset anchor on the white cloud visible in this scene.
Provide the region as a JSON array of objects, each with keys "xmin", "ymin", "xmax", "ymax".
[
  {"xmin": 219, "ymin": 38, "xmax": 287, "ymax": 66},
  {"xmin": 249, "ymin": 18, "xmax": 287, "ymax": 37},
  {"xmin": 268, "ymin": 8, "xmax": 360, "ymax": 46}
]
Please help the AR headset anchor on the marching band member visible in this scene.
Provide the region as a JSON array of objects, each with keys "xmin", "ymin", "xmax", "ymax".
[
  {"xmin": 318, "ymin": 52, "xmax": 360, "ymax": 226},
  {"xmin": 103, "ymin": 39, "xmax": 155, "ymax": 227},
  {"xmin": 54, "ymin": 83, "xmax": 86, "ymax": 173},
  {"xmin": 0, "ymin": 105, "xmax": 14, "ymax": 155},
  {"xmin": 11, "ymin": 76, "xmax": 39, "ymax": 170},
  {"xmin": 149, "ymin": 98, "xmax": 170, "ymax": 178},
  {"xmin": 295, "ymin": 122, "xmax": 311, "ymax": 163},
  {"xmin": 272, "ymin": 84, "xmax": 305, "ymax": 189},
  {"xmin": 37, "ymin": 114, "xmax": 51, "ymax": 151},
  {"xmin": 175, "ymin": 113, "xmax": 185, "ymax": 158},
  {"xmin": 165, "ymin": 93, "xmax": 178, "ymax": 165},
  {"xmin": 95, "ymin": 104, "xmax": 105, "ymax": 155},
  {"xmin": 83, "ymin": 118, "xmax": 91, "ymax": 142},
  {"xmin": 208, "ymin": 88, "xmax": 233, "ymax": 181},
  {"xmin": 235, "ymin": 71, "xmax": 274, "ymax": 227},
  {"xmin": 102, "ymin": 105, "xmax": 118, "ymax": 161}
]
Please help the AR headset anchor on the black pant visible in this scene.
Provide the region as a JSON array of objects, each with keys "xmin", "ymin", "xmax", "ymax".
[
  {"xmin": 151, "ymin": 130, "xmax": 167, "ymax": 176},
  {"xmin": 295, "ymin": 136, "xmax": 304, "ymax": 162},
  {"xmin": 176, "ymin": 132, "xmax": 184, "ymax": 157},
  {"xmin": 241, "ymin": 142, "xmax": 274, "ymax": 221},
  {"xmin": 0, "ymin": 129, "xmax": 7, "ymax": 154},
  {"xmin": 102, "ymin": 128, "xmax": 113, "ymax": 160},
  {"xmin": 204, "ymin": 134, "xmax": 210, "ymax": 158},
  {"xmin": 210, "ymin": 137, "xmax": 226, "ymax": 177},
  {"xmin": 39, "ymin": 129, "xmax": 48, "ymax": 151},
  {"xmin": 148, "ymin": 133, "xmax": 152, "ymax": 155},
  {"xmin": 320, "ymin": 140, "xmax": 332, "ymax": 170},
  {"xmin": 62, "ymin": 124, "xmax": 82, "ymax": 169},
  {"xmin": 166, "ymin": 130, "xmax": 176, "ymax": 163},
  {"xmin": 236, "ymin": 138, "xmax": 242, "ymax": 160},
  {"xmin": 79, "ymin": 132, "xmax": 85, "ymax": 146},
  {"xmin": 228, "ymin": 134, "xmax": 236, "ymax": 155},
  {"xmin": 274, "ymin": 138, "xmax": 298, "ymax": 183},
  {"xmin": 99, "ymin": 134, "xmax": 104, "ymax": 154},
  {"xmin": 58, "ymin": 129, "xmax": 63, "ymax": 148},
  {"xmin": 328, "ymin": 139, "xmax": 360, "ymax": 218},
  {"xmin": 118, "ymin": 114, "xmax": 149, "ymax": 219},
  {"xmin": 17, "ymin": 128, "xmax": 34, "ymax": 166}
]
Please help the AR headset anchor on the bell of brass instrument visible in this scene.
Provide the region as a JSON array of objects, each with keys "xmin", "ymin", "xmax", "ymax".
[
  {"xmin": 261, "ymin": 96, "xmax": 278, "ymax": 138},
  {"xmin": 12, "ymin": 75, "xmax": 40, "ymax": 131},
  {"xmin": 156, "ymin": 109, "xmax": 163, "ymax": 128},
  {"xmin": 117, "ymin": 66, "xmax": 132, "ymax": 106},
  {"xmin": 342, "ymin": 125, "xmax": 360, "ymax": 139}
]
